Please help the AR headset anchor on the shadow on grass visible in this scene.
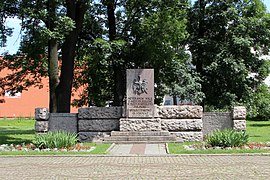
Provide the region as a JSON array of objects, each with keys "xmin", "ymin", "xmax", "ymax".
[
  {"xmin": 249, "ymin": 123, "xmax": 270, "ymax": 127},
  {"xmin": 0, "ymin": 127, "xmax": 35, "ymax": 144}
]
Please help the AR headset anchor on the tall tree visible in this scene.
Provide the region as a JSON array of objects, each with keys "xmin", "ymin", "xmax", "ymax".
[
  {"xmin": 188, "ymin": 0, "xmax": 270, "ymax": 109},
  {"xmin": 102, "ymin": 0, "xmax": 125, "ymax": 106},
  {"xmin": 0, "ymin": 0, "xmax": 88, "ymax": 113},
  {"xmin": 124, "ymin": 0, "xmax": 201, "ymax": 104},
  {"xmin": 56, "ymin": 0, "xmax": 88, "ymax": 112}
]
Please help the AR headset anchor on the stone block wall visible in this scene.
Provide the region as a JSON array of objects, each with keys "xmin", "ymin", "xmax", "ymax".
[
  {"xmin": 156, "ymin": 105, "xmax": 204, "ymax": 142},
  {"xmin": 203, "ymin": 106, "xmax": 247, "ymax": 135},
  {"xmin": 203, "ymin": 112, "xmax": 232, "ymax": 135},
  {"xmin": 49, "ymin": 113, "xmax": 78, "ymax": 133},
  {"xmin": 78, "ymin": 107, "xmax": 122, "ymax": 142},
  {"xmin": 35, "ymin": 108, "xmax": 49, "ymax": 133},
  {"xmin": 34, "ymin": 106, "xmax": 246, "ymax": 143},
  {"xmin": 120, "ymin": 118, "xmax": 161, "ymax": 131},
  {"xmin": 232, "ymin": 106, "xmax": 246, "ymax": 131}
]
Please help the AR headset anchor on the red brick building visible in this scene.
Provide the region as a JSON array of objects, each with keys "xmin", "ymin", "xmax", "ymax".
[{"xmin": 0, "ymin": 56, "xmax": 78, "ymax": 118}]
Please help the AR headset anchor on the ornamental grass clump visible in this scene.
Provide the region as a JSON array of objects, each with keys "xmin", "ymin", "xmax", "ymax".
[
  {"xmin": 206, "ymin": 129, "xmax": 249, "ymax": 148},
  {"xmin": 33, "ymin": 131, "xmax": 78, "ymax": 149}
]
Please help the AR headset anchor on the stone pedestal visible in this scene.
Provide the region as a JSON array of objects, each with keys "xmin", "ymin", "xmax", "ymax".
[
  {"xmin": 35, "ymin": 108, "xmax": 49, "ymax": 133},
  {"xmin": 120, "ymin": 69, "xmax": 156, "ymax": 132},
  {"xmin": 232, "ymin": 106, "xmax": 246, "ymax": 131},
  {"xmin": 120, "ymin": 118, "xmax": 161, "ymax": 131}
]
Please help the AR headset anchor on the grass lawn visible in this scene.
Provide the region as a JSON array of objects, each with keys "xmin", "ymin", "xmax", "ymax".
[
  {"xmin": 0, "ymin": 118, "xmax": 111, "ymax": 155},
  {"xmin": 246, "ymin": 120, "xmax": 270, "ymax": 142},
  {"xmin": 168, "ymin": 120, "xmax": 270, "ymax": 154},
  {"xmin": 0, "ymin": 119, "xmax": 35, "ymax": 145}
]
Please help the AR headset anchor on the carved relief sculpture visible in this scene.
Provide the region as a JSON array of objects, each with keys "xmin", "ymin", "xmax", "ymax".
[{"xmin": 132, "ymin": 75, "xmax": 148, "ymax": 95}]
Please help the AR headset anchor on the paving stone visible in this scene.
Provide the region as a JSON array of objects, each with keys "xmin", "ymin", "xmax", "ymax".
[{"xmin": 0, "ymin": 156, "xmax": 270, "ymax": 179}]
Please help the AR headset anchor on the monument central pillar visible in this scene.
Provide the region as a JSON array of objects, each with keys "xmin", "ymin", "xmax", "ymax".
[{"xmin": 120, "ymin": 69, "xmax": 161, "ymax": 131}]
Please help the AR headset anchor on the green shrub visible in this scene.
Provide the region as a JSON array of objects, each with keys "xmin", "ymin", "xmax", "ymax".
[
  {"xmin": 245, "ymin": 84, "xmax": 270, "ymax": 121},
  {"xmin": 33, "ymin": 131, "xmax": 78, "ymax": 149},
  {"xmin": 206, "ymin": 129, "xmax": 249, "ymax": 148}
]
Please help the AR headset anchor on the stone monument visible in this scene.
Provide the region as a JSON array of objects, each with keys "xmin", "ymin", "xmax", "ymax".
[
  {"xmin": 120, "ymin": 69, "xmax": 161, "ymax": 131},
  {"xmin": 126, "ymin": 69, "xmax": 154, "ymax": 118}
]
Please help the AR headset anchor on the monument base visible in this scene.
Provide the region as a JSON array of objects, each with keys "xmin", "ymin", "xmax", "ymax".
[{"xmin": 120, "ymin": 118, "xmax": 161, "ymax": 131}]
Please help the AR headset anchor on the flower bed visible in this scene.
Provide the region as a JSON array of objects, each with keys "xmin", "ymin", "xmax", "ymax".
[
  {"xmin": 184, "ymin": 142, "xmax": 270, "ymax": 151},
  {"xmin": 0, "ymin": 143, "xmax": 95, "ymax": 152}
]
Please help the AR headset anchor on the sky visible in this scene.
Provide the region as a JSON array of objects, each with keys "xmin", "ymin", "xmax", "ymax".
[{"xmin": 1, "ymin": 0, "xmax": 270, "ymax": 55}]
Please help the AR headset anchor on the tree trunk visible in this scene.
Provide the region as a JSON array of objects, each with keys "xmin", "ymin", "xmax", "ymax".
[
  {"xmin": 47, "ymin": 0, "xmax": 59, "ymax": 113},
  {"xmin": 106, "ymin": 0, "xmax": 125, "ymax": 106},
  {"xmin": 48, "ymin": 39, "xmax": 59, "ymax": 113},
  {"xmin": 56, "ymin": 0, "xmax": 87, "ymax": 112},
  {"xmin": 173, "ymin": 95, "xmax": 177, "ymax": 105}
]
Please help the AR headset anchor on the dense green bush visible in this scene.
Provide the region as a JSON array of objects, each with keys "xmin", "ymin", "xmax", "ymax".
[
  {"xmin": 33, "ymin": 131, "xmax": 78, "ymax": 149},
  {"xmin": 245, "ymin": 84, "xmax": 270, "ymax": 121},
  {"xmin": 206, "ymin": 129, "xmax": 249, "ymax": 148}
]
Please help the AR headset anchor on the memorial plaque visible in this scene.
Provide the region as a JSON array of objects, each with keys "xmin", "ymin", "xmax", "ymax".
[{"xmin": 126, "ymin": 69, "xmax": 154, "ymax": 118}]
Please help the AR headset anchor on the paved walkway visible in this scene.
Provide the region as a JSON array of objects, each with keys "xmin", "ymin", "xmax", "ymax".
[
  {"xmin": 108, "ymin": 144, "xmax": 167, "ymax": 155},
  {"xmin": 1, "ymin": 155, "xmax": 270, "ymax": 179}
]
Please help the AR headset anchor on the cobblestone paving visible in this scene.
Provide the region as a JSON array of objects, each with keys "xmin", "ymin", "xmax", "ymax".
[
  {"xmin": 109, "ymin": 144, "xmax": 167, "ymax": 155},
  {"xmin": 1, "ymin": 155, "xmax": 270, "ymax": 179}
]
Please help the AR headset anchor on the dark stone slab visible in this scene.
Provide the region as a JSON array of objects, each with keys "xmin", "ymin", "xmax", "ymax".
[
  {"xmin": 78, "ymin": 119, "xmax": 119, "ymax": 132},
  {"xmin": 79, "ymin": 132, "xmax": 111, "ymax": 142},
  {"xmin": 202, "ymin": 112, "xmax": 232, "ymax": 135},
  {"xmin": 78, "ymin": 107, "xmax": 122, "ymax": 119},
  {"xmin": 49, "ymin": 113, "xmax": 78, "ymax": 133}
]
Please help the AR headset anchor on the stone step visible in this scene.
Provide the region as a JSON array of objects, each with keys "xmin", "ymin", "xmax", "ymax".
[
  {"xmin": 104, "ymin": 141, "xmax": 177, "ymax": 144},
  {"xmin": 104, "ymin": 135, "xmax": 176, "ymax": 142},
  {"xmin": 110, "ymin": 131, "xmax": 170, "ymax": 136}
]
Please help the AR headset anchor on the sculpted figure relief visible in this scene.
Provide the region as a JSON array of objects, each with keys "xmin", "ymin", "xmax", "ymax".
[{"xmin": 132, "ymin": 75, "xmax": 148, "ymax": 95}]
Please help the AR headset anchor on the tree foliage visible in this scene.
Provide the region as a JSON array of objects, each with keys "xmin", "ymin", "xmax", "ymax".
[
  {"xmin": 245, "ymin": 83, "xmax": 270, "ymax": 120},
  {"xmin": 0, "ymin": 0, "xmax": 89, "ymax": 112},
  {"xmin": 0, "ymin": 0, "xmax": 18, "ymax": 47},
  {"xmin": 71, "ymin": 0, "xmax": 201, "ymax": 106},
  {"xmin": 0, "ymin": 0, "xmax": 270, "ymax": 115},
  {"xmin": 188, "ymin": 0, "xmax": 270, "ymax": 109}
]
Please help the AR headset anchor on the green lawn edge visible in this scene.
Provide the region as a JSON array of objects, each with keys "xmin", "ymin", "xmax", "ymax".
[
  {"xmin": 168, "ymin": 142, "xmax": 270, "ymax": 154},
  {"xmin": 168, "ymin": 120, "xmax": 270, "ymax": 154},
  {"xmin": 1, "ymin": 119, "xmax": 270, "ymax": 155}
]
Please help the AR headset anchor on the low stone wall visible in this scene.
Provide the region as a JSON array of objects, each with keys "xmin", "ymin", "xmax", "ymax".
[
  {"xmin": 156, "ymin": 105, "xmax": 203, "ymax": 142},
  {"xmin": 49, "ymin": 113, "xmax": 77, "ymax": 133},
  {"xmin": 120, "ymin": 118, "xmax": 161, "ymax": 131},
  {"xmin": 78, "ymin": 107, "xmax": 122, "ymax": 142},
  {"xmin": 34, "ymin": 106, "xmax": 246, "ymax": 143},
  {"xmin": 203, "ymin": 106, "xmax": 247, "ymax": 135},
  {"xmin": 203, "ymin": 112, "xmax": 232, "ymax": 135},
  {"xmin": 232, "ymin": 106, "xmax": 246, "ymax": 131},
  {"xmin": 35, "ymin": 108, "xmax": 49, "ymax": 133}
]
